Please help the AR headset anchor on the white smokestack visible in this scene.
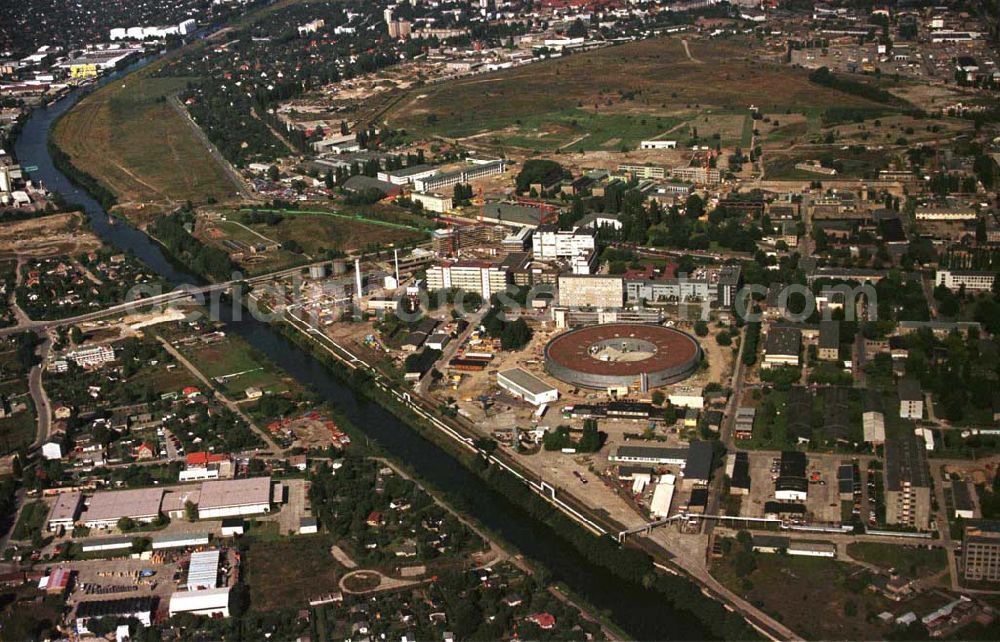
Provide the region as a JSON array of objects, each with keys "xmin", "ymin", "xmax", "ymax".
[
  {"xmin": 394, "ymin": 249, "xmax": 400, "ymax": 285},
  {"xmin": 355, "ymin": 258, "xmax": 363, "ymax": 299}
]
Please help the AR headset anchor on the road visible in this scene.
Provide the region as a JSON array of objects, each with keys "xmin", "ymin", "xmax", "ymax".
[{"xmin": 27, "ymin": 335, "xmax": 52, "ymax": 450}]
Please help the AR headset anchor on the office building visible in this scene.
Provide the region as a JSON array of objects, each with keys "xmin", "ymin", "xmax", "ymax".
[
  {"xmin": 963, "ymin": 521, "xmax": 1000, "ymax": 583},
  {"xmin": 426, "ymin": 261, "xmax": 510, "ymax": 300},
  {"xmin": 935, "ymin": 269, "xmax": 996, "ymax": 292},
  {"xmin": 557, "ymin": 274, "xmax": 625, "ymax": 308}
]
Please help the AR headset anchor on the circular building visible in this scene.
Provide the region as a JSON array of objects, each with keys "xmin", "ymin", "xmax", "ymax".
[{"xmin": 544, "ymin": 323, "xmax": 701, "ymax": 390}]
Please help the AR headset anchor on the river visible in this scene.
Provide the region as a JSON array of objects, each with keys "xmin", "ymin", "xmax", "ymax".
[{"xmin": 13, "ymin": 61, "xmax": 714, "ymax": 641}]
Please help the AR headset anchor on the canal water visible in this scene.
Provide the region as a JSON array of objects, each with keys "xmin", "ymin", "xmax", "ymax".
[{"xmin": 14, "ymin": 62, "xmax": 714, "ymax": 641}]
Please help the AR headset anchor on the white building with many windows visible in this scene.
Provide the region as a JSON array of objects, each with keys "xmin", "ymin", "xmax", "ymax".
[
  {"xmin": 935, "ymin": 269, "xmax": 996, "ymax": 292},
  {"xmin": 425, "ymin": 261, "xmax": 510, "ymax": 299}
]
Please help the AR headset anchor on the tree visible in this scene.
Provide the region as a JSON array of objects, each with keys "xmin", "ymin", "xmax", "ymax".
[
  {"xmin": 651, "ymin": 391, "xmax": 665, "ymax": 406},
  {"xmin": 267, "ymin": 165, "xmax": 279, "ymax": 182},
  {"xmin": 515, "ymin": 159, "xmax": 566, "ymax": 193},
  {"xmin": 694, "ymin": 320, "xmax": 709, "ymax": 337},
  {"xmin": 69, "ymin": 326, "xmax": 83, "ymax": 345},
  {"xmin": 117, "ymin": 517, "xmax": 136, "ymax": 532},
  {"xmin": 577, "ymin": 420, "xmax": 604, "ymax": 453},
  {"xmin": 685, "ymin": 194, "xmax": 705, "ymax": 217},
  {"xmin": 184, "ymin": 500, "xmax": 198, "ymax": 522}
]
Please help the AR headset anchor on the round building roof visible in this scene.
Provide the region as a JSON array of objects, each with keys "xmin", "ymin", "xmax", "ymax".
[{"xmin": 544, "ymin": 324, "xmax": 701, "ymax": 379}]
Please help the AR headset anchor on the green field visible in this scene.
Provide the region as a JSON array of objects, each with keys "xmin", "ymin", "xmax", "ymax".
[
  {"xmin": 12, "ymin": 501, "xmax": 48, "ymax": 541},
  {"xmin": 246, "ymin": 535, "xmax": 341, "ymax": 612},
  {"xmin": 390, "ymin": 37, "xmax": 885, "ymax": 143},
  {"xmin": 846, "ymin": 542, "xmax": 949, "ymax": 580},
  {"xmin": 52, "ymin": 60, "xmax": 238, "ymax": 211},
  {"xmin": 236, "ymin": 209, "xmax": 429, "ymax": 255},
  {"xmin": 713, "ymin": 551, "xmax": 892, "ymax": 640},
  {"xmin": 177, "ymin": 336, "xmax": 291, "ymax": 397}
]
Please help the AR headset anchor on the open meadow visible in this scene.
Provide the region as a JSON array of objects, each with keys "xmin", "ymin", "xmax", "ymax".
[
  {"xmin": 52, "ymin": 68, "xmax": 239, "ymax": 210},
  {"xmin": 388, "ymin": 37, "xmax": 888, "ymax": 152}
]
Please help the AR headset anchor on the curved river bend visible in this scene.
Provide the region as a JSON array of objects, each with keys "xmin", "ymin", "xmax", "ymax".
[{"xmin": 14, "ymin": 61, "xmax": 713, "ymax": 641}]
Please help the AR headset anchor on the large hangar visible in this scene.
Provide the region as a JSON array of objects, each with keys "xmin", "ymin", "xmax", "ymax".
[{"xmin": 544, "ymin": 323, "xmax": 701, "ymax": 390}]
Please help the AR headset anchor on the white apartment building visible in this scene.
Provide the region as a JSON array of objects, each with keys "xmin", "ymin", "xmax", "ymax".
[
  {"xmin": 426, "ymin": 261, "xmax": 510, "ymax": 299},
  {"xmin": 915, "ymin": 207, "xmax": 977, "ymax": 221},
  {"xmin": 65, "ymin": 345, "xmax": 116, "ymax": 369},
  {"xmin": 935, "ymin": 269, "xmax": 996, "ymax": 292},
  {"xmin": 409, "ymin": 192, "xmax": 452, "ymax": 213},
  {"xmin": 532, "ymin": 225, "xmax": 596, "ymax": 260}
]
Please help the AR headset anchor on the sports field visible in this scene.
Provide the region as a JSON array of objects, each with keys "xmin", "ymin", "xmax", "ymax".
[
  {"xmin": 388, "ymin": 37, "xmax": 886, "ymax": 148},
  {"xmin": 52, "ymin": 69, "xmax": 239, "ymax": 209}
]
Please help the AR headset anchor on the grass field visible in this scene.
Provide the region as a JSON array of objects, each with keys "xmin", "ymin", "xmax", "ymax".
[
  {"xmin": 0, "ymin": 407, "xmax": 36, "ymax": 456},
  {"xmin": 246, "ymin": 535, "xmax": 341, "ymax": 612},
  {"xmin": 846, "ymin": 542, "xmax": 949, "ymax": 580},
  {"xmin": 237, "ymin": 210, "xmax": 429, "ymax": 255},
  {"xmin": 12, "ymin": 501, "xmax": 48, "ymax": 541},
  {"xmin": 177, "ymin": 335, "xmax": 292, "ymax": 397},
  {"xmin": 713, "ymin": 552, "xmax": 892, "ymax": 640},
  {"xmin": 389, "ymin": 37, "xmax": 885, "ymax": 143},
  {"xmin": 52, "ymin": 68, "xmax": 238, "ymax": 208}
]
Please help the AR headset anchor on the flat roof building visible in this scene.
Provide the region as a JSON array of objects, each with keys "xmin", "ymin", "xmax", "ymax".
[
  {"xmin": 83, "ymin": 488, "xmax": 164, "ymax": 529},
  {"xmin": 884, "ymin": 431, "xmax": 931, "ymax": 530},
  {"xmin": 47, "ymin": 491, "xmax": 83, "ymax": 532},
  {"xmin": 197, "ymin": 477, "xmax": 272, "ymax": 519},
  {"xmin": 169, "ymin": 587, "xmax": 231, "ymax": 618},
  {"xmin": 186, "ymin": 549, "xmax": 221, "ymax": 591},
  {"xmin": 763, "ymin": 326, "xmax": 801, "ymax": 368},
  {"xmin": 609, "ymin": 445, "xmax": 689, "ymax": 466},
  {"xmin": 496, "ymin": 368, "xmax": 559, "ymax": 406},
  {"xmin": 683, "ymin": 440, "xmax": 713, "ymax": 487}
]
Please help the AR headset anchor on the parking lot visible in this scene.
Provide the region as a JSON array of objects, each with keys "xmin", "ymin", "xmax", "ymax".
[{"xmin": 741, "ymin": 451, "xmax": 845, "ymax": 524}]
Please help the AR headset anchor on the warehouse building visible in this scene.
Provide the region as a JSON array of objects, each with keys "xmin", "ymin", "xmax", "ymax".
[
  {"xmin": 47, "ymin": 491, "xmax": 83, "ymax": 532},
  {"xmin": 169, "ymin": 587, "xmax": 231, "ymax": 618},
  {"xmin": 608, "ymin": 445, "xmax": 689, "ymax": 466},
  {"xmin": 186, "ymin": 549, "xmax": 221, "ymax": 591},
  {"xmin": 682, "ymin": 440, "xmax": 714, "ymax": 488},
  {"xmin": 82, "ymin": 487, "xmax": 164, "ymax": 529},
  {"xmin": 152, "ymin": 533, "xmax": 211, "ymax": 550},
  {"xmin": 763, "ymin": 326, "xmax": 802, "ymax": 368},
  {"xmin": 818, "ymin": 320, "xmax": 840, "ymax": 360},
  {"xmin": 197, "ymin": 477, "xmax": 273, "ymax": 519},
  {"xmin": 76, "ymin": 597, "xmax": 156, "ymax": 635},
  {"xmin": 81, "ymin": 536, "xmax": 133, "ymax": 553},
  {"xmin": 496, "ymin": 369, "xmax": 558, "ymax": 406},
  {"xmin": 649, "ymin": 474, "xmax": 676, "ymax": 518},
  {"xmin": 774, "ymin": 451, "xmax": 808, "ymax": 501},
  {"xmin": 863, "ymin": 410, "xmax": 886, "ymax": 444},
  {"xmin": 898, "ymin": 379, "xmax": 924, "ymax": 420}
]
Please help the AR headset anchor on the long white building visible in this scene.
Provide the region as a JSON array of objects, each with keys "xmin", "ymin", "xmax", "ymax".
[
  {"xmin": 935, "ymin": 269, "xmax": 996, "ymax": 292},
  {"xmin": 425, "ymin": 261, "xmax": 510, "ymax": 299}
]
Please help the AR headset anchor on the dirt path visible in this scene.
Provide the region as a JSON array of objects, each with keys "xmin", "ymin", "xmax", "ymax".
[{"xmin": 681, "ymin": 40, "xmax": 702, "ymax": 64}]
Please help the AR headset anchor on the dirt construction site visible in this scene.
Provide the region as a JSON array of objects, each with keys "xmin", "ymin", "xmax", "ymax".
[{"xmin": 0, "ymin": 212, "xmax": 103, "ymax": 259}]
